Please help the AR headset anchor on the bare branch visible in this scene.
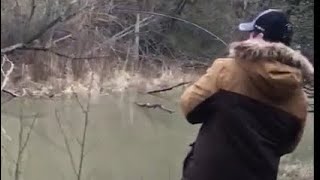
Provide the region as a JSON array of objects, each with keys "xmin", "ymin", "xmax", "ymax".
[
  {"xmin": 113, "ymin": 9, "xmax": 228, "ymax": 46},
  {"xmin": 28, "ymin": 0, "xmax": 36, "ymax": 22},
  {"xmin": 72, "ymin": 90, "xmax": 86, "ymax": 113},
  {"xmin": 1, "ymin": 4, "xmax": 89, "ymax": 54},
  {"xmin": 1, "ymin": 55, "xmax": 15, "ymax": 91},
  {"xmin": 55, "ymin": 109, "xmax": 78, "ymax": 176},
  {"xmin": 53, "ymin": 34, "xmax": 73, "ymax": 45},
  {"xmin": 78, "ymin": 117, "xmax": 88, "ymax": 180},
  {"xmin": 147, "ymin": 81, "xmax": 190, "ymax": 94},
  {"xmin": 135, "ymin": 102, "xmax": 174, "ymax": 114},
  {"xmin": 15, "ymin": 107, "xmax": 25, "ymax": 180},
  {"xmin": 25, "ymin": 5, "xmax": 86, "ymax": 45},
  {"xmin": 2, "ymin": 89, "xmax": 19, "ymax": 97},
  {"xmin": 110, "ymin": 16, "xmax": 155, "ymax": 41},
  {"xmin": 1, "ymin": 44, "xmax": 25, "ymax": 54},
  {"xmin": 20, "ymin": 114, "xmax": 38, "ymax": 155},
  {"xmin": 77, "ymin": 73, "xmax": 94, "ymax": 180},
  {"xmin": 1, "ymin": 89, "xmax": 22, "ymax": 105}
]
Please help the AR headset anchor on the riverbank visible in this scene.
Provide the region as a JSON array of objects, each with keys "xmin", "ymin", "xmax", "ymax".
[{"xmin": 2, "ymin": 55, "xmax": 210, "ymax": 100}]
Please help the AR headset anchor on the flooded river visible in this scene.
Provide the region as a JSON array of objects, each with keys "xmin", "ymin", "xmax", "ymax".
[{"xmin": 1, "ymin": 89, "xmax": 314, "ymax": 180}]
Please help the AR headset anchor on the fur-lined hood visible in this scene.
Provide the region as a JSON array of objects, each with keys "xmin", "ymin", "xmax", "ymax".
[{"xmin": 228, "ymin": 39, "xmax": 314, "ymax": 84}]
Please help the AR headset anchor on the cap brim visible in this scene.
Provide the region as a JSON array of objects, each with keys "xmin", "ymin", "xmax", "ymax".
[{"xmin": 239, "ymin": 22, "xmax": 255, "ymax": 31}]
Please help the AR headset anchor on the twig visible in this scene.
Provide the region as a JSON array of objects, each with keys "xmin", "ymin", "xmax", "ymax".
[
  {"xmin": 53, "ymin": 34, "xmax": 73, "ymax": 45},
  {"xmin": 110, "ymin": 16, "xmax": 155, "ymax": 41},
  {"xmin": 81, "ymin": 16, "xmax": 154, "ymax": 57},
  {"xmin": 1, "ymin": 89, "xmax": 20, "ymax": 105},
  {"xmin": 113, "ymin": 8, "xmax": 228, "ymax": 46},
  {"xmin": 1, "ymin": 43, "xmax": 24, "ymax": 54},
  {"xmin": 55, "ymin": 109, "xmax": 78, "ymax": 176},
  {"xmin": 72, "ymin": 89, "xmax": 86, "ymax": 113},
  {"xmin": 1, "ymin": 89, "xmax": 19, "ymax": 97},
  {"xmin": 15, "ymin": 109, "xmax": 37, "ymax": 180},
  {"xmin": 15, "ymin": 108, "xmax": 24, "ymax": 180},
  {"xmin": 77, "ymin": 106, "xmax": 89, "ymax": 180},
  {"xmin": 77, "ymin": 73, "xmax": 93, "ymax": 180},
  {"xmin": 28, "ymin": 0, "xmax": 36, "ymax": 22},
  {"xmin": 25, "ymin": 5, "xmax": 86, "ymax": 45},
  {"xmin": 20, "ymin": 114, "xmax": 38, "ymax": 154},
  {"xmin": 135, "ymin": 102, "xmax": 174, "ymax": 114},
  {"xmin": 147, "ymin": 81, "xmax": 190, "ymax": 94}
]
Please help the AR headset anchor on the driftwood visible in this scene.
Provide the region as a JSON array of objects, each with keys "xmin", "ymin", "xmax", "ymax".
[
  {"xmin": 135, "ymin": 102, "xmax": 174, "ymax": 114},
  {"xmin": 147, "ymin": 81, "xmax": 190, "ymax": 94}
]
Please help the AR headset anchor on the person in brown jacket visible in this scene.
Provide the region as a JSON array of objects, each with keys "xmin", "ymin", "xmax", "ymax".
[{"xmin": 180, "ymin": 9, "xmax": 314, "ymax": 180}]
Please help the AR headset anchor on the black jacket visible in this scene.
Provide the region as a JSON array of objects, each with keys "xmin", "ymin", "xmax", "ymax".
[{"xmin": 180, "ymin": 39, "xmax": 313, "ymax": 180}]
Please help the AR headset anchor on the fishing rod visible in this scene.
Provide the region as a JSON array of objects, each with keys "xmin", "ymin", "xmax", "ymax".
[{"xmin": 112, "ymin": 8, "xmax": 228, "ymax": 46}]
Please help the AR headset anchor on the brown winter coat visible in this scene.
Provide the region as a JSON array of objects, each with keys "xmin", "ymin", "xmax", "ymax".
[{"xmin": 180, "ymin": 39, "xmax": 314, "ymax": 180}]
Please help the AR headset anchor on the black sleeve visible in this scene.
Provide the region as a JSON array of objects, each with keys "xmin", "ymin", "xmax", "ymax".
[{"xmin": 185, "ymin": 96, "xmax": 215, "ymax": 124}]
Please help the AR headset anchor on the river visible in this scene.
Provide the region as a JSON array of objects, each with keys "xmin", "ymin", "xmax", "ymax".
[{"xmin": 1, "ymin": 89, "xmax": 314, "ymax": 180}]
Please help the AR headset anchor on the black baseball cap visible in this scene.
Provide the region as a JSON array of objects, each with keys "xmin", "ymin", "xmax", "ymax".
[{"xmin": 239, "ymin": 9, "xmax": 293, "ymax": 45}]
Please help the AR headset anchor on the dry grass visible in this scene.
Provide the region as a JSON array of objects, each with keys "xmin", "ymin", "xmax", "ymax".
[
  {"xmin": 1, "ymin": 0, "xmax": 210, "ymax": 98},
  {"xmin": 4, "ymin": 53, "xmax": 201, "ymax": 98}
]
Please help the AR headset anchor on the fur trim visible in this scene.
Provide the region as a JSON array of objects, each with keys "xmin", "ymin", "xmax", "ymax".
[{"xmin": 228, "ymin": 39, "xmax": 314, "ymax": 83}]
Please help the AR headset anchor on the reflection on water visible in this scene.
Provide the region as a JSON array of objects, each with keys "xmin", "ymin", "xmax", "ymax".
[{"xmin": 1, "ymin": 90, "xmax": 314, "ymax": 180}]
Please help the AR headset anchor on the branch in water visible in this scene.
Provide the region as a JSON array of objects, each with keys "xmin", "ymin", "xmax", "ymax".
[
  {"xmin": 147, "ymin": 81, "xmax": 190, "ymax": 94},
  {"xmin": 135, "ymin": 102, "xmax": 174, "ymax": 114},
  {"xmin": 2, "ymin": 89, "xmax": 20, "ymax": 97}
]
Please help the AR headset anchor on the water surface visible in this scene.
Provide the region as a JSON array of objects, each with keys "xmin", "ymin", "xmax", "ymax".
[{"xmin": 1, "ymin": 90, "xmax": 314, "ymax": 180}]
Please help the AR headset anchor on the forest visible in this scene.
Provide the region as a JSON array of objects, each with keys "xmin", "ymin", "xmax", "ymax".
[{"xmin": 1, "ymin": 0, "xmax": 314, "ymax": 96}]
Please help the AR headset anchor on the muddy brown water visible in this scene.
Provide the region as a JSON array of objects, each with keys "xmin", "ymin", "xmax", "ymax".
[{"xmin": 1, "ymin": 90, "xmax": 314, "ymax": 180}]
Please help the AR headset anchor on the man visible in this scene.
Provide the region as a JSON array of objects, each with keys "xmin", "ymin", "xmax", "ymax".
[{"xmin": 180, "ymin": 9, "xmax": 314, "ymax": 180}]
